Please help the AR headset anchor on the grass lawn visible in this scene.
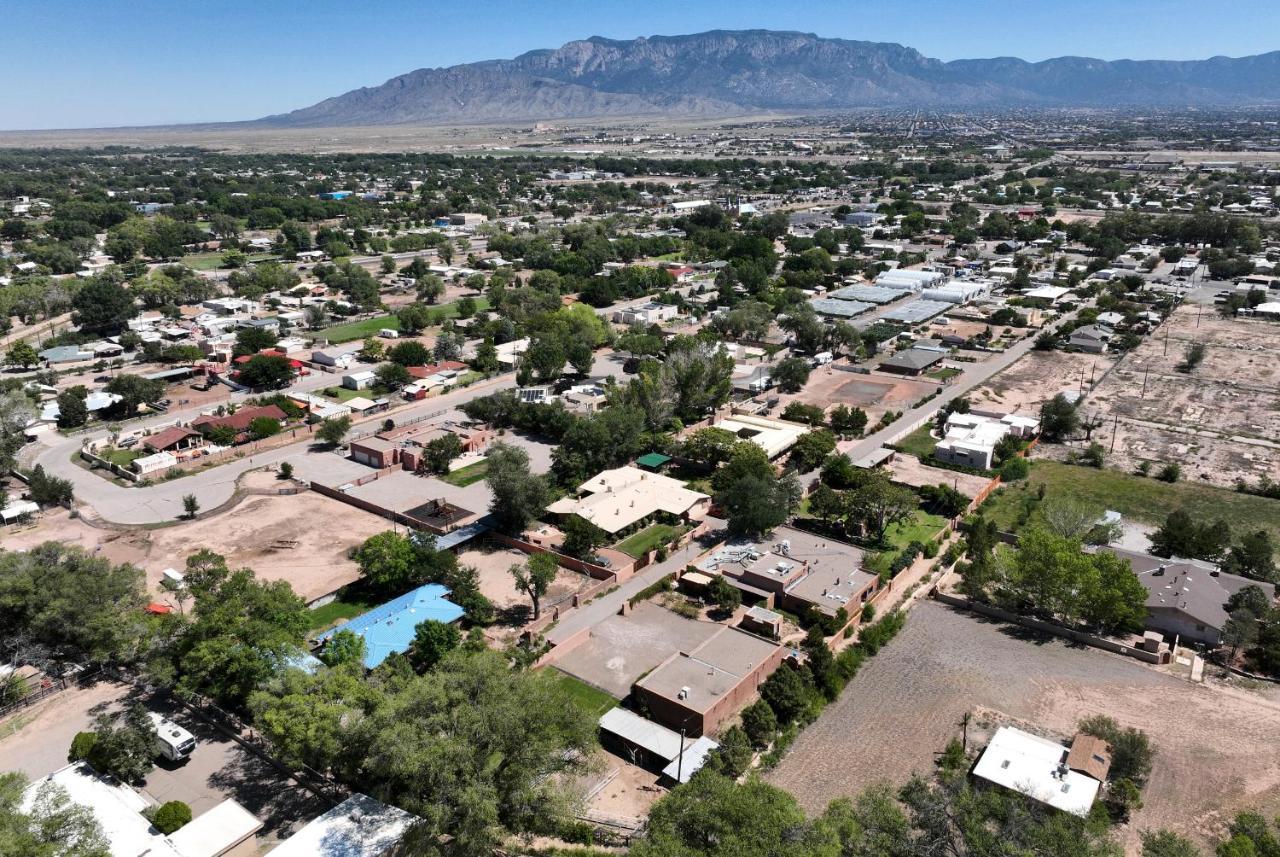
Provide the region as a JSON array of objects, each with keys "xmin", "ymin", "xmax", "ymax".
[
  {"xmin": 101, "ymin": 447, "xmax": 143, "ymax": 468},
  {"xmin": 927, "ymin": 367, "xmax": 962, "ymax": 381},
  {"xmin": 865, "ymin": 510, "xmax": 949, "ymax": 575},
  {"xmin": 323, "ymin": 385, "xmax": 369, "ymax": 402},
  {"xmin": 549, "ymin": 671, "xmax": 619, "ymax": 718},
  {"xmin": 181, "ymin": 251, "xmax": 277, "ymax": 271},
  {"xmin": 614, "ymin": 523, "xmax": 681, "ymax": 559},
  {"xmin": 317, "ymin": 315, "xmax": 399, "ymax": 343},
  {"xmin": 307, "ymin": 594, "xmax": 378, "ymax": 633},
  {"xmin": 980, "ymin": 460, "xmax": 1280, "ymax": 551},
  {"xmin": 317, "ymin": 296, "xmax": 492, "ymax": 343},
  {"xmin": 894, "ymin": 422, "xmax": 938, "ymax": 460},
  {"xmin": 440, "ymin": 459, "xmax": 489, "ymax": 487}
]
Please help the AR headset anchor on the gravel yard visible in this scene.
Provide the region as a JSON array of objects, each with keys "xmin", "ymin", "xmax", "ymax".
[{"xmin": 767, "ymin": 600, "xmax": 1280, "ymax": 853}]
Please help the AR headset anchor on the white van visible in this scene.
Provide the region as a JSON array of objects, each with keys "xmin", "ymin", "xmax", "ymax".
[
  {"xmin": 148, "ymin": 713, "xmax": 197, "ymax": 762},
  {"xmin": 378, "ymin": 328, "xmax": 400, "ymax": 339}
]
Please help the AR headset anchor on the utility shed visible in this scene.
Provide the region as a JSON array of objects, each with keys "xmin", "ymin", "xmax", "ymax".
[{"xmin": 598, "ymin": 707, "xmax": 686, "ymax": 767}]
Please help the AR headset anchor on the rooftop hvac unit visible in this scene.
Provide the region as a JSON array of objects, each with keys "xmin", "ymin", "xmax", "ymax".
[{"xmin": 677, "ymin": 686, "xmax": 690, "ymax": 700}]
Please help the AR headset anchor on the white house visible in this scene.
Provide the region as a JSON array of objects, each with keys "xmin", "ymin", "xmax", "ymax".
[
  {"xmin": 342, "ymin": 370, "xmax": 377, "ymax": 390},
  {"xmin": 972, "ymin": 727, "xmax": 1103, "ymax": 817}
]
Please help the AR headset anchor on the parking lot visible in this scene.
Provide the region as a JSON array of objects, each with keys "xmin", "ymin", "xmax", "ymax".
[
  {"xmin": 0, "ymin": 679, "xmax": 331, "ymax": 846},
  {"xmin": 766, "ymin": 600, "xmax": 1280, "ymax": 851}
]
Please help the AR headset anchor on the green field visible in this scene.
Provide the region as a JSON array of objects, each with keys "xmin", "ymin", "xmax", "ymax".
[
  {"xmin": 317, "ymin": 315, "xmax": 400, "ymax": 343},
  {"xmin": 323, "ymin": 385, "xmax": 370, "ymax": 402},
  {"xmin": 317, "ymin": 296, "xmax": 491, "ymax": 344},
  {"xmin": 614, "ymin": 523, "xmax": 681, "ymax": 558},
  {"xmin": 981, "ymin": 460, "xmax": 1280, "ymax": 550},
  {"xmin": 894, "ymin": 423, "xmax": 938, "ymax": 460},
  {"xmin": 306, "ymin": 594, "xmax": 377, "ymax": 633},
  {"xmin": 549, "ymin": 671, "xmax": 618, "ymax": 718},
  {"xmin": 866, "ymin": 510, "xmax": 949, "ymax": 575},
  {"xmin": 439, "ymin": 459, "xmax": 489, "ymax": 487},
  {"xmin": 181, "ymin": 251, "xmax": 277, "ymax": 271}
]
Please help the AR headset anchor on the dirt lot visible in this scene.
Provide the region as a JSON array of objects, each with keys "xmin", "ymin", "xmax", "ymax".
[
  {"xmin": 969, "ymin": 348, "xmax": 1117, "ymax": 414},
  {"xmin": 456, "ymin": 543, "xmax": 595, "ymax": 614},
  {"xmin": 779, "ymin": 366, "xmax": 942, "ymax": 421},
  {"xmin": 766, "ymin": 600, "xmax": 1280, "ymax": 854},
  {"xmin": 0, "ymin": 679, "xmax": 331, "ymax": 847},
  {"xmin": 888, "ymin": 453, "xmax": 993, "ymax": 499},
  {"xmin": 6, "ymin": 482, "xmax": 389, "ymax": 603},
  {"xmin": 1047, "ymin": 307, "xmax": 1280, "ymax": 488}
]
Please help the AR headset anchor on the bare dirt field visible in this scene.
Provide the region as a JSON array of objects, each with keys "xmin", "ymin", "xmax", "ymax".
[
  {"xmin": 780, "ymin": 367, "xmax": 941, "ymax": 421},
  {"xmin": 456, "ymin": 543, "xmax": 594, "ymax": 613},
  {"xmin": 888, "ymin": 453, "xmax": 993, "ymax": 498},
  {"xmin": 969, "ymin": 349, "xmax": 1117, "ymax": 414},
  {"xmin": 1047, "ymin": 308, "xmax": 1280, "ymax": 488},
  {"xmin": 6, "ymin": 484, "xmax": 389, "ymax": 603},
  {"xmin": 766, "ymin": 600, "xmax": 1280, "ymax": 854},
  {"xmin": 581, "ymin": 748, "xmax": 667, "ymax": 827}
]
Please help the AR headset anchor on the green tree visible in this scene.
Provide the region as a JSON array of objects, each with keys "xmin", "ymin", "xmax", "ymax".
[
  {"xmin": 561, "ymin": 515, "xmax": 608, "ymax": 560},
  {"xmin": 788, "ymin": 429, "xmax": 836, "ymax": 474},
  {"xmin": 374, "ymin": 361, "xmax": 411, "ymax": 390},
  {"xmin": 181, "ymin": 494, "xmax": 199, "ymax": 519},
  {"xmin": 387, "ymin": 340, "xmax": 430, "ymax": 366},
  {"xmin": 0, "ymin": 771, "xmax": 110, "ymax": 857},
  {"xmin": 485, "ymin": 442, "xmax": 550, "ymax": 534},
  {"xmin": 717, "ymin": 471, "xmax": 802, "ymax": 537},
  {"xmin": 1141, "ymin": 830, "xmax": 1202, "ymax": 857},
  {"xmin": 771, "ymin": 356, "xmax": 811, "ymax": 393},
  {"xmin": 740, "ymin": 699, "xmax": 778, "ymax": 749},
  {"xmin": 1078, "ymin": 714, "xmax": 1155, "ymax": 786},
  {"xmin": 4, "ymin": 341, "xmax": 39, "ymax": 369},
  {"xmin": 233, "ymin": 326, "xmax": 278, "ymax": 357},
  {"xmin": 55, "ymin": 387, "xmax": 89, "ymax": 429},
  {"xmin": 151, "ymin": 801, "xmax": 192, "ymax": 834},
  {"xmin": 1039, "ymin": 393, "xmax": 1080, "ymax": 442},
  {"xmin": 707, "ymin": 725, "xmax": 754, "ymax": 779},
  {"xmin": 319, "ymin": 629, "xmax": 367, "ymax": 668},
  {"xmin": 408, "ymin": 620, "xmax": 461, "ymax": 672},
  {"xmin": 510, "ymin": 552, "xmax": 558, "ymax": 620},
  {"xmin": 354, "ymin": 531, "xmax": 420, "ymax": 594},
  {"xmin": 85, "ymin": 704, "xmax": 155, "ymax": 784},
  {"xmin": 316, "ymin": 415, "xmax": 351, "ymax": 447},
  {"xmin": 760, "ymin": 664, "xmax": 815, "ymax": 725},
  {"xmin": 72, "ymin": 276, "xmax": 135, "ymax": 334},
  {"xmin": 421, "ymin": 433, "xmax": 463, "ymax": 474},
  {"xmin": 238, "ymin": 354, "xmax": 295, "ymax": 389}
]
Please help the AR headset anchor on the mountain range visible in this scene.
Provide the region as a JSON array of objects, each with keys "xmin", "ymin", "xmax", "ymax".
[{"xmin": 259, "ymin": 29, "xmax": 1280, "ymax": 127}]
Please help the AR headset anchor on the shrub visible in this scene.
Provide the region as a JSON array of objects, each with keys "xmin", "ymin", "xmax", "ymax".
[
  {"xmin": 152, "ymin": 801, "xmax": 192, "ymax": 834},
  {"xmin": 1000, "ymin": 455, "xmax": 1030, "ymax": 481},
  {"xmin": 68, "ymin": 731, "xmax": 98, "ymax": 763}
]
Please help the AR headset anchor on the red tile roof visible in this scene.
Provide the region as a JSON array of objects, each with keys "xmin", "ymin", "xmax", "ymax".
[
  {"xmin": 143, "ymin": 425, "xmax": 200, "ymax": 451},
  {"xmin": 191, "ymin": 404, "xmax": 287, "ymax": 434}
]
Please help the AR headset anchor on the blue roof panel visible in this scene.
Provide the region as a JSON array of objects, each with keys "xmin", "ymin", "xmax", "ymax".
[{"xmin": 318, "ymin": 583, "xmax": 463, "ymax": 669}]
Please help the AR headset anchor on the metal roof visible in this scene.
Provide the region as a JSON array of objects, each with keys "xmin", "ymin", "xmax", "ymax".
[
  {"xmin": 880, "ymin": 299, "xmax": 953, "ymax": 323},
  {"xmin": 318, "ymin": 583, "xmax": 463, "ymax": 669},
  {"xmin": 599, "ymin": 707, "xmax": 686, "ymax": 763}
]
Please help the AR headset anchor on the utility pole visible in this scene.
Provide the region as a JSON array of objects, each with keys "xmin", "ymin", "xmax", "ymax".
[
  {"xmin": 1141, "ymin": 363, "xmax": 1150, "ymax": 399},
  {"xmin": 1110, "ymin": 414, "xmax": 1119, "ymax": 453}
]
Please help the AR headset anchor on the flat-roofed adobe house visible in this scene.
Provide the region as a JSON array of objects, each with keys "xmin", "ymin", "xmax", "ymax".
[{"xmin": 546, "ymin": 465, "xmax": 710, "ymax": 537}]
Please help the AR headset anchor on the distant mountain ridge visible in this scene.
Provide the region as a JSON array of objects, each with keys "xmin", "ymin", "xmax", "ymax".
[{"xmin": 260, "ymin": 29, "xmax": 1280, "ymax": 126}]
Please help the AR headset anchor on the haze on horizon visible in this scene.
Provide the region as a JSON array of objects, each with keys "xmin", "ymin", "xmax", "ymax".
[{"xmin": 3, "ymin": 0, "xmax": 1280, "ymax": 131}]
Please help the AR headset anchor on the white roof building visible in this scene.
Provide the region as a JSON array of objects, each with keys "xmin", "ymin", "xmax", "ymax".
[
  {"xmin": 713, "ymin": 413, "xmax": 808, "ymax": 460},
  {"xmin": 972, "ymin": 727, "xmax": 1101, "ymax": 816},
  {"xmin": 546, "ymin": 465, "xmax": 710, "ymax": 535},
  {"xmin": 22, "ymin": 763, "xmax": 261, "ymax": 857},
  {"xmin": 268, "ymin": 794, "xmax": 416, "ymax": 857}
]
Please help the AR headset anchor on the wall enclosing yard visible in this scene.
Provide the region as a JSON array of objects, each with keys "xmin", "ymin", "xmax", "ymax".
[{"xmin": 930, "ymin": 590, "xmax": 1171, "ymax": 665}]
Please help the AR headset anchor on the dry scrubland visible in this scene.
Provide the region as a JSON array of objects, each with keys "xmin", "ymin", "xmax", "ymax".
[
  {"xmin": 1048, "ymin": 306, "xmax": 1280, "ymax": 488},
  {"xmin": 767, "ymin": 601, "xmax": 1280, "ymax": 855}
]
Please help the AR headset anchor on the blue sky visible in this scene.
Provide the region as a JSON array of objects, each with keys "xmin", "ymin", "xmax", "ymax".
[{"xmin": 3, "ymin": 0, "xmax": 1278, "ymax": 130}]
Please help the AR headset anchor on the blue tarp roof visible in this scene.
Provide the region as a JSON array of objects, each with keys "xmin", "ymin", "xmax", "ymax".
[{"xmin": 318, "ymin": 583, "xmax": 463, "ymax": 669}]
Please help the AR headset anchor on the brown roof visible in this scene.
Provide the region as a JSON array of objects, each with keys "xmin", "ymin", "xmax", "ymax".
[
  {"xmin": 143, "ymin": 426, "xmax": 200, "ymax": 452},
  {"xmin": 1066, "ymin": 734, "xmax": 1113, "ymax": 782},
  {"xmin": 191, "ymin": 404, "xmax": 287, "ymax": 434}
]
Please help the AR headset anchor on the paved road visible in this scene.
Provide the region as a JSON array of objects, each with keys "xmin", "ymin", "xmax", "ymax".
[
  {"xmin": 32, "ymin": 370, "xmax": 519, "ymax": 525},
  {"xmin": 545, "ymin": 518, "xmax": 728, "ymax": 646},
  {"xmin": 842, "ymin": 307, "xmax": 1085, "ymax": 461}
]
